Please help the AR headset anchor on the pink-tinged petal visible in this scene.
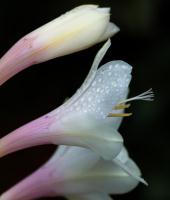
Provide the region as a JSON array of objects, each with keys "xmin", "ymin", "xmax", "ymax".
[
  {"xmin": 0, "ymin": 35, "xmax": 39, "ymax": 86},
  {"xmin": 57, "ymin": 148, "xmax": 141, "ymax": 195},
  {"xmin": 0, "ymin": 147, "xmax": 99, "ymax": 200}
]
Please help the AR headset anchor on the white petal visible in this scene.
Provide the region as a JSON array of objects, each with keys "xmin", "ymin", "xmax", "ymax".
[
  {"xmin": 50, "ymin": 114, "xmax": 123, "ymax": 160},
  {"xmin": 81, "ymin": 39, "xmax": 111, "ymax": 91},
  {"xmin": 54, "ymin": 149, "xmax": 141, "ymax": 195},
  {"xmin": 83, "ymin": 60, "xmax": 131, "ymax": 121},
  {"xmin": 55, "ymin": 60, "xmax": 132, "ymax": 127},
  {"xmin": 49, "ymin": 147, "xmax": 100, "ymax": 175}
]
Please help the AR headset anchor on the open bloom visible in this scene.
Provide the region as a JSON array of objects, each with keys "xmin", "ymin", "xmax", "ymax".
[
  {"xmin": 0, "ymin": 145, "xmax": 142, "ymax": 200},
  {"xmin": 0, "ymin": 4, "xmax": 119, "ymax": 85},
  {"xmin": 0, "ymin": 40, "xmax": 123, "ymax": 160},
  {"xmin": 0, "ymin": 40, "xmax": 153, "ymax": 162},
  {"xmin": 0, "ymin": 40, "xmax": 125, "ymax": 160}
]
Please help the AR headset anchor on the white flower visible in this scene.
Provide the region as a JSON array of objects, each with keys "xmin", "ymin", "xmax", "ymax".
[
  {"xmin": 0, "ymin": 5, "xmax": 119, "ymax": 85},
  {"xmin": 0, "ymin": 4, "xmax": 154, "ymax": 199},
  {"xmin": 0, "ymin": 145, "xmax": 142, "ymax": 200},
  {"xmin": 0, "ymin": 38, "xmax": 154, "ymax": 200},
  {"xmin": 0, "ymin": 40, "xmax": 124, "ymax": 159},
  {"xmin": 0, "ymin": 40, "xmax": 153, "ymax": 163}
]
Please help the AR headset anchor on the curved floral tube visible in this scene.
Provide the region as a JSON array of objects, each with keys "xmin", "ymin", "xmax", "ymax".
[{"xmin": 0, "ymin": 5, "xmax": 119, "ymax": 85}]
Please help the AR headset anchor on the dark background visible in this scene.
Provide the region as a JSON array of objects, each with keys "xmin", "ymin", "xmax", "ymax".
[{"xmin": 0, "ymin": 0, "xmax": 169, "ymax": 200}]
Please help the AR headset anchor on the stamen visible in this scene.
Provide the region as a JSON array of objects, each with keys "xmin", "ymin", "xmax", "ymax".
[
  {"xmin": 114, "ymin": 103, "xmax": 131, "ymax": 110},
  {"xmin": 107, "ymin": 113, "xmax": 132, "ymax": 117},
  {"xmin": 119, "ymin": 88, "xmax": 154, "ymax": 104}
]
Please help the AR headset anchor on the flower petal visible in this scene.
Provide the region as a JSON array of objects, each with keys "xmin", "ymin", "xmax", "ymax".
[
  {"xmin": 53, "ymin": 146, "xmax": 141, "ymax": 195},
  {"xmin": 0, "ymin": 147, "xmax": 99, "ymax": 200},
  {"xmin": 0, "ymin": 146, "xmax": 140, "ymax": 199},
  {"xmin": 55, "ymin": 60, "xmax": 132, "ymax": 132},
  {"xmin": 0, "ymin": 113, "xmax": 123, "ymax": 160},
  {"xmin": 50, "ymin": 113, "xmax": 123, "ymax": 160},
  {"xmin": 52, "ymin": 147, "xmax": 142, "ymax": 195}
]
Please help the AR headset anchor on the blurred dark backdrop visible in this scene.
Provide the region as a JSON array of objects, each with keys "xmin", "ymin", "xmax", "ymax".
[{"xmin": 0, "ymin": 0, "xmax": 169, "ymax": 200}]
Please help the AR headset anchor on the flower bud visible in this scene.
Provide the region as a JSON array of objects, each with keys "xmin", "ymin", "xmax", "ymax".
[{"xmin": 0, "ymin": 5, "xmax": 119, "ymax": 85}]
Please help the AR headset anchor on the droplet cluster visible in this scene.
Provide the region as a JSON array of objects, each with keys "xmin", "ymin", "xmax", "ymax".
[{"xmin": 62, "ymin": 60, "xmax": 132, "ymax": 122}]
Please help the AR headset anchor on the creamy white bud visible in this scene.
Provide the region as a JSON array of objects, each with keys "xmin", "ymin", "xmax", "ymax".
[{"xmin": 0, "ymin": 5, "xmax": 119, "ymax": 85}]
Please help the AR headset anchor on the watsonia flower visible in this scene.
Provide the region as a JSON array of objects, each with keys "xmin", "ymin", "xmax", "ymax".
[
  {"xmin": 0, "ymin": 40, "xmax": 124, "ymax": 160},
  {"xmin": 0, "ymin": 145, "xmax": 142, "ymax": 200},
  {"xmin": 0, "ymin": 40, "xmax": 153, "ymax": 187},
  {"xmin": 0, "ymin": 4, "xmax": 119, "ymax": 85}
]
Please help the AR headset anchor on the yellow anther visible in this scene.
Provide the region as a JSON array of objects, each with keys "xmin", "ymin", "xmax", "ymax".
[
  {"xmin": 107, "ymin": 113, "xmax": 132, "ymax": 117},
  {"xmin": 114, "ymin": 103, "xmax": 131, "ymax": 110}
]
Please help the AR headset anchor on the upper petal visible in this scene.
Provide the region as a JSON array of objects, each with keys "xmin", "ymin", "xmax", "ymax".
[
  {"xmin": 57, "ymin": 39, "xmax": 111, "ymax": 110},
  {"xmin": 53, "ymin": 60, "xmax": 132, "ymax": 130},
  {"xmin": 49, "ymin": 146, "xmax": 141, "ymax": 195}
]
